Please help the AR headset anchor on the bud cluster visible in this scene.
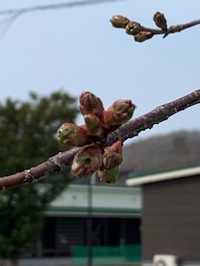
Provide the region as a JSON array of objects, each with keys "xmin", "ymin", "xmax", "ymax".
[
  {"xmin": 57, "ymin": 91, "xmax": 135, "ymax": 184},
  {"xmin": 110, "ymin": 11, "xmax": 168, "ymax": 43}
]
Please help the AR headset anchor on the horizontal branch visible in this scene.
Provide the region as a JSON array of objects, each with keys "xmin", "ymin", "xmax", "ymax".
[
  {"xmin": 0, "ymin": 147, "xmax": 80, "ymax": 191},
  {"xmin": 107, "ymin": 89, "xmax": 200, "ymax": 144},
  {"xmin": 0, "ymin": 89, "xmax": 200, "ymax": 190}
]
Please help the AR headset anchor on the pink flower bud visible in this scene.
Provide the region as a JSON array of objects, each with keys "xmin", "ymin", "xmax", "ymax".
[
  {"xmin": 103, "ymin": 141, "xmax": 123, "ymax": 169},
  {"xmin": 57, "ymin": 123, "xmax": 88, "ymax": 147},
  {"xmin": 79, "ymin": 91, "xmax": 104, "ymax": 119},
  {"xmin": 103, "ymin": 99, "xmax": 136, "ymax": 126},
  {"xmin": 98, "ymin": 167, "xmax": 119, "ymax": 184},
  {"xmin": 105, "ymin": 140, "xmax": 122, "ymax": 154},
  {"xmin": 110, "ymin": 15, "xmax": 130, "ymax": 29},
  {"xmin": 84, "ymin": 114, "xmax": 104, "ymax": 137},
  {"xmin": 71, "ymin": 145, "xmax": 102, "ymax": 177}
]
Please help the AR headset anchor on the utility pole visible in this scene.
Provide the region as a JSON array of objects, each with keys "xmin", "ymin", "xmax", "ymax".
[{"xmin": 87, "ymin": 174, "xmax": 96, "ymax": 266}]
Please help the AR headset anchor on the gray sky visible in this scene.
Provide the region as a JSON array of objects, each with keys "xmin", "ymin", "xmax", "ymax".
[{"xmin": 0, "ymin": 0, "xmax": 200, "ymax": 143}]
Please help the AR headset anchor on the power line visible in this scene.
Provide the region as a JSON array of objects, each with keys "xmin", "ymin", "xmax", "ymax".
[
  {"xmin": 0, "ymin": 0, "xmax": 129, "ymax": 16},
  {"xmin": 0, "ymin": 0, "xmax": 128, "ymax": 39}
]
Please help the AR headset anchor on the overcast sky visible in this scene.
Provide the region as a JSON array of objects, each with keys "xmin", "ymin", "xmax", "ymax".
[{"xmin": 0, "ymin": 0, "xmax": 200, "ymax": 143}]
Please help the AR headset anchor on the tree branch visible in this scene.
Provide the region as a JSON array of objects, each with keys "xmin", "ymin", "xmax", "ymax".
[
  {"xmin": 106, "ymin": 89, "xmax": 200, "ymax": 144},
  {"xmin": 163, "ymin": 19, "xmax": 200, "ymax": 38},
  {"xmin": 0, "ymin": 89, "xmax": 200, "ymax": 190},
  {"xmin": 0, "ymin": 147, "xmax": 80, "ymax": 191},
  {"xmin": 111, "ymin": 14, "xmax": 200, "ymax": 42}
]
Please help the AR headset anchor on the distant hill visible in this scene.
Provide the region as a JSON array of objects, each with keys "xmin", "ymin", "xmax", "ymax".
[{"xmin": 121, "ymin": 130, "xmax": 200, "ymax": 175}]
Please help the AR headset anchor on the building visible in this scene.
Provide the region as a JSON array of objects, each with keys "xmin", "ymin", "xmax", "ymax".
[
  {"xmin": 38, "ymin": 184, "xmax": 142, "ymax": 258},
  {"xmin": 126, "ymin": 165, "xmax": 200, "ymax": 266}
]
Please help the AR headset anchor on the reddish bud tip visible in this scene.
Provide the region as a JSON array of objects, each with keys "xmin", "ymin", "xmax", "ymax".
[
  {"xmin": 79, "ymin": 91, "xmax": 104, "ymax": 119},
  {"xmin": 103, "ymin": 141, "xmax": 123, "ymax": 169},
  {"xmin": 153, "ymin": 11, "xmax": 167, "ymax": 31},
  {"xmin": 110, "ymin": 15, "xmax": 130, "ymax": 29},
  {"xmin": 104, "ymin": 140, "xmax": 122, "ymax": 154},
  {"xmin": 104, "ymin": 99, "xmax": 136, "ymax": 126}
]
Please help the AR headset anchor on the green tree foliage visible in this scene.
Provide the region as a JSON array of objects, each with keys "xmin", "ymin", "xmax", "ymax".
[{"xmin": 0, "ymin": 90, "xmax": 78, "ymax": 260}]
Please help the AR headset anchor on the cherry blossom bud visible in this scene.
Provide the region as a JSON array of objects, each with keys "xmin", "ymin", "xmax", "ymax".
[
  {"xmin": 104, "ymin": 99, "xmax": 135, "ymax": 126},
  {"xmin": 57, "ymin": 123, "xmax": 87, "ymax": 147},
  {"xmin": 71, "ymin": 145, "xmax": 102, "ymax": 177},
  {"xmin": 125, "ymin": 21, "xmax": 142, "ymax": 35},
  {"xmin": 79, "ymin": 91, "xmax": 104, "ymax": 119},
  {"xmin": 84, "ymin": 114, "xmax": 103, "ymax": 137},
  {"xmin": 153, "ymin": 12, "xmax": 167, "ymax": 31},
  {"xmin": 110, "ymin": 15, "xmax": 130, "ymax": 29},
  {"xmin": 98, "ymin": 167, "xmax": 119, "ymax": 184},
  {"xmin": 134, "ymin": 31, "xmax": 154, "ymax": 42},
  {"xmin": 103, "ymin": 141, "xmax": 123, "ymax": 169}
]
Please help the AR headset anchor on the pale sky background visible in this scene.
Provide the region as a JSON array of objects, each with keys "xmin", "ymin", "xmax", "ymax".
[{"xmin": 0, "ymin": 0, "xmax": 200, "ymax": 144}]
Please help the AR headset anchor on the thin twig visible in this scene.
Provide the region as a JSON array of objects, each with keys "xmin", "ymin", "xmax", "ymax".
[
  {"xmin": 140, "ymin": 26, "xmax": 163, "ymax": 35},
  {"xmin": 163, "ymin": 19, "xmax": 200, "ymax": 38},
  {"xmin": 112, "ymin": 15, "xmax": 200, "ymax": 40},
  {"xmin": 140, "ymin": 19, "xmax": 200, "ymax": 37},
  {"xmin": 0, "ymin": 89, "xmax": 200, "ymax": 190}
]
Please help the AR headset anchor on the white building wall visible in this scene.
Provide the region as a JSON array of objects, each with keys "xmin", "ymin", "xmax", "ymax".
[{"xmin": 47, "ymin": 184, "xmax": 141, "ymax": 217}]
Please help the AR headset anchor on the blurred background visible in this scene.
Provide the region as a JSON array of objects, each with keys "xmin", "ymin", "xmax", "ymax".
[{"xmin": 0, "ymin": 1, "xmax": 200, "ymax": 266}]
